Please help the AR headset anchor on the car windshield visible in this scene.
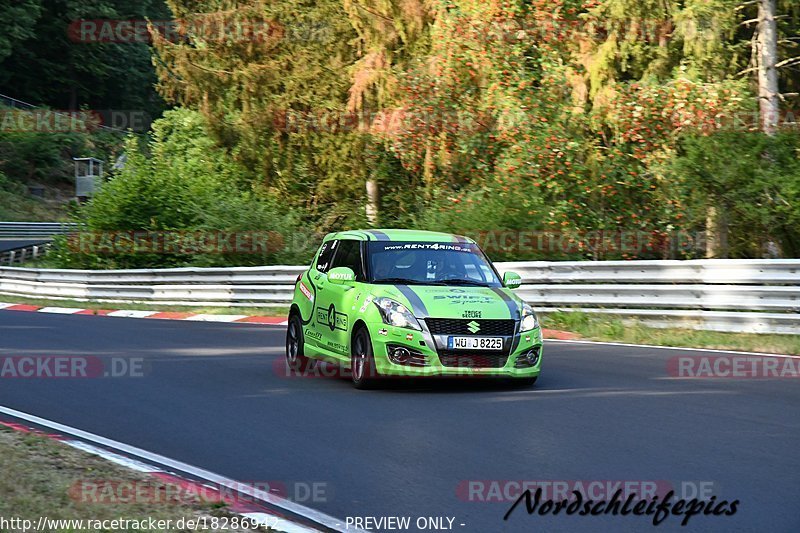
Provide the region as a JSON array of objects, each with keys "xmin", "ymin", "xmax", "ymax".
[{"xmin": 367, "ymin": 241, "xmax": 502, "ymax": 287}]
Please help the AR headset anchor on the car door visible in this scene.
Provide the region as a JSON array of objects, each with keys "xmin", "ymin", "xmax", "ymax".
[
  {"xmin": 313, "ymin": 239, "xmax": 365, "ymax": 360},
  {"xmin": 305, "ymin": 239, "xmax": 338, "ymax": 351}
]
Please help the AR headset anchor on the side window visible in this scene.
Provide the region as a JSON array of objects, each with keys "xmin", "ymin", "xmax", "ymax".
[
  {"xmin": 315, "ymin": 240, "xmax": 338, "ymax": 273},
  {"xmin": 330, "ymin": 240, "xmax": 365, "ymax": 281}
]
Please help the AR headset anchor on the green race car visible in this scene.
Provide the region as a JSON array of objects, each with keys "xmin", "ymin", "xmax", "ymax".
[{"xmin": 285, "ymin": 229, "xmax": 542, "ymax": 389}]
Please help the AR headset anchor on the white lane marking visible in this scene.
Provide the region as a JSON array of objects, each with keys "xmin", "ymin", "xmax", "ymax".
[
  {"xmin": 184, "ymin": 314, "xmax": 250, "ymax": 322},
  {"xmin": 0, "ymin": 405, "xmax": 360, "ymax": 533},
  {"xmin": 546, "ymin": 338, "xmax": 800, "ymax": 358},
  {"xmin": 37, "ymin": 307, "xmax": 84, "ymax": 314},
  {"xmin": 106, "ymin": 310, "xmax": 158, "ymax": 318},
  {"xmin": 0, "ymin": 302, "xmax": 289, "ymax": 326},
  {"xmin": 242, "ymin": 513, "xmax": 320, "ymax": 533},
  {"xmin": 484, "ymin": 389, "xmax": 733, "ymax": 402},
  {"xmin": 63, "ymin": 439, "xmax": 164, "ymax": 473}
]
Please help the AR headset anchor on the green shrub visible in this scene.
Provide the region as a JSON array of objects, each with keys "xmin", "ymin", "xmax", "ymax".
[
  {"xmin": 667, "ymin": 131, "xmax": 800, "ymax": 257},
  {"xmin": 52, "ymin": 109, "xmax": 315, "ymax": 268},
  {"xmin": 413, "ymin": 181, "xmax": 566, "ymax": 262}
]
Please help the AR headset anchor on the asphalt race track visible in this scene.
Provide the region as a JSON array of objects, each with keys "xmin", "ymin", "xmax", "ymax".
[{"xmin": 0, "ymin": 311, "xmax": 798, "ymax": 532}]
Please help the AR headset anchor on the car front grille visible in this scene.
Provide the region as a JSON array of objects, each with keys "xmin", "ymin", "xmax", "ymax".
[
  {"xmin": 437, "ymin": 350, "xmax": 509, "ymax": 368},
  {"xmin": 425, "ymin": 318, "xmax": 516, "ymax": 336}
]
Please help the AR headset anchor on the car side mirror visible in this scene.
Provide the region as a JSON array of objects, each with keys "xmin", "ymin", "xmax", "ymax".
[
  {"xmin": 502, "ymin": 271, "xmax": 522, "ymax": 289},
  {"xmin": 328, "ymin": 266, "xmax": 356, "ymax": 285}
]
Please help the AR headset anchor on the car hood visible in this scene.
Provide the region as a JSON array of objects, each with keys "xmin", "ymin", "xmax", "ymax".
[{"xmin": 379, "ymin": 284, "xmax": 523, "ymax": 320}]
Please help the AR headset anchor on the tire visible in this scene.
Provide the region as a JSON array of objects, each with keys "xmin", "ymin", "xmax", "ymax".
[
  {"xmin": 351, "ymin": 327, "xmax": 378, "ymax": 390},
  {"xmin": 285, "ymin": 314, "xmax": 312, "ymax": 374},
  {"xmin": 507, "ymin": 376, "xmax": 538, "ymax": 388}
]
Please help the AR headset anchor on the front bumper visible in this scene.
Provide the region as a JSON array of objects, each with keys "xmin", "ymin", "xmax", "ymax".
[{"xmin": 366, "ymin": 320, "xmax": 542, "ymax": 378}]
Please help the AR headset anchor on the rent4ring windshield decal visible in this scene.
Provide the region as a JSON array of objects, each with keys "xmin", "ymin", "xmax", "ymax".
[{"xmin": 375, "ymin": 242, "xmax": 478, "ymax": 253}]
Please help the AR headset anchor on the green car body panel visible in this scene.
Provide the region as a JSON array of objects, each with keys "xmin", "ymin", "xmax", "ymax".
[{"xmin": 288, "ymin": 229, "xmax": 542, "ymax": 380}]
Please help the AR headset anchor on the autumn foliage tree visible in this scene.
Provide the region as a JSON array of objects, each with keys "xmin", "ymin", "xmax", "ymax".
[{"xmin": 144, "ymin": 0, "xmax": 800, "ymax": 260}]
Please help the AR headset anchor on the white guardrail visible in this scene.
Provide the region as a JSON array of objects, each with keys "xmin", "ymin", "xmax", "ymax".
[
  {"xmin": 0, "ymin": 221, "xmax": 79, "ymax": 239},
  {"xmin": 0, "ymin": 259, "xmax": 798, "ymax": 334}
]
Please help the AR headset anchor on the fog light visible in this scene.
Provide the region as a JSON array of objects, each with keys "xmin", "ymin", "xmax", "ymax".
[
  {"xmin": 387, "ymin": 344, "xmax": 429, "ymax": 367},
  {"xmin": 515, "ymin": 347, "xmax": 540, "ymax": 368},
  {"xmin": 389, "ymin": 346, "xmax": 411, "ymax": 364}
]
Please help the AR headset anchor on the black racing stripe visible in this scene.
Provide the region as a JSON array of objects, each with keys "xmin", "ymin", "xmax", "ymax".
[
  {"xmin": 365, "ymin": 230, "xmax": 390, "ymax": 241},
  {"xmin": 395, "ymin": 285, "xmax": 429, "ymax": 318},
  {"xmin": 509, "ymin": 323, "xmax": 522, "ymax": 355},
  {"xmin": 491, "ymin": 287, "xmax": 519, "ymax": 320},
  {"xmin": 299, "ymin": 273, "xmax": 318, "ymax": 325},
  {"xmin": 356, "ymin": 230, "xmax": 373, "ymax": 241},
  {"xmin": 491, "ymin": 287, "xmax": 522, "ymax": 354}
]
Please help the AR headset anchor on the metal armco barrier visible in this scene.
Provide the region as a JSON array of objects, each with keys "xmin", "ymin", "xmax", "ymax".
[
  {"xmin": 0, "ymin": 222, "xmax": 79, "ymax": 238},
  {"xmin": 0, "ymin": 266, "xmax": 305, "ymax": 307},
  {"xmin": 0, "ymin": 259, "xmax": 798, "ymax": 334}
]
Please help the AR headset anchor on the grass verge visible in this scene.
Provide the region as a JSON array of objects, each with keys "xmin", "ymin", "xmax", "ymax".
[
  {"xmin": 541, "ymin": 311, "xmax": 800, "ymax": 355},
  {"xmin": 0, "ymin": 293, "xmax": 289, "ymax": 317},
  {"xmin": 0, "ymin": 187, "xmax": 69, "ymax": 221},
  {"xmin": 0, "ymin": 426, "xmax": 276, "ymax": 532}
]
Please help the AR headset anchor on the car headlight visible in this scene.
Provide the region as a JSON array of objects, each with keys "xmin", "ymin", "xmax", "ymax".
[
  {"xmin": 373, "ymin": 297, "xmax": 422, "ymax": 331},
  {"xmin": 520, "ymin": 303, "xmax": 539, "ymax": 332}
]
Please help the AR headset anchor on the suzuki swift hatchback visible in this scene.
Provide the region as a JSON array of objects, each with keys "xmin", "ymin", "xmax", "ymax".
[{"xmin": 286, "ymin": 229, "xmax": 542, "ymax": 389}]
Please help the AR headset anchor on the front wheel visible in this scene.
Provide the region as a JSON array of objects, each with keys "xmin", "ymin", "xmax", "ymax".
[
  {"xmin": 351, "ymin": 327, "xmax": 378, "ymax": 390},
  {"xmin": 286, "ymin": 314, "xmax": 312, "ymax": 373}
]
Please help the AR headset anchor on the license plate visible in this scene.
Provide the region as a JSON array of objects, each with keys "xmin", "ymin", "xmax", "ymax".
[{"xmin": 447, "ymin": 336, "xmax": 504, "ymax": 350}]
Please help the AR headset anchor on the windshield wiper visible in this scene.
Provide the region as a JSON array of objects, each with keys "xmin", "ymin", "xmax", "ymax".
[
  {"xmin": 372, "ymin": 277, "xmax": 423, "ymax": 285},
  {"xmin": 435, "ymin": 278, "xmax": 491, "ymax": 287}
]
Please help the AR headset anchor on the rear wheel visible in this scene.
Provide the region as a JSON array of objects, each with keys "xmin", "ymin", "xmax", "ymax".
[
  {"xmin": 286, "ymin": 314, "xmax": 312, "ymax": 373},
  {"xmin": 351, "ymin": 327, "xmax": 378, "ymax": 389}
]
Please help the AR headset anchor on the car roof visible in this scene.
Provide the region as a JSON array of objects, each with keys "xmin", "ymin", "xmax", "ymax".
[{"xmin": 322, "ymin": 229, "xmax": 475, "ymax": 243}]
